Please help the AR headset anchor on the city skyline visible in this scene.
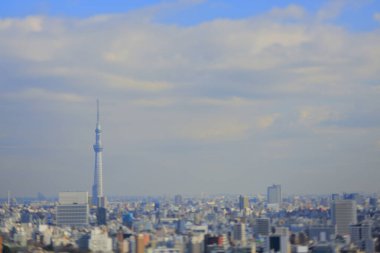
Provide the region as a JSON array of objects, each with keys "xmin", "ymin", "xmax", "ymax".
[{"xmin": 1, "ymin": 0, "xmax": 380, "ymax": 197}]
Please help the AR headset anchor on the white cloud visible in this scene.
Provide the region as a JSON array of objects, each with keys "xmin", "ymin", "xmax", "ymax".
[
  {"xmin": 130, "ymin": 98, "xmax": 176, "ymax": 107},
  {"xmin": 269, "ymin": 5, "xmax": 306, "ymax": 20},
  {"xmin": 0, "ymin": 16, "xmax": 44, "ymax": 32},
  {"xmin": 316, "ymin": 0, "xmax": 347, "ymax": 21},
  {"xmin": 312, "ymin": 126, "xmax": 369, "ymax": 136},
  {"xmin": 33, "ymin": 67, "xmax": 173, "ymax": 92},
  {"xmin": 1, "ymin": 7, "xmax": 379, "ymax": 96},
  {"xmin": 374, "ymin": 12, "xmax": 380, "ymax": 22},
  {"xmin": 105, "ymin": 74, "xmax": 172, "ymax": 92},
  {"xmin": 257, "ymin": 114, "xmax": 279, "ymax": 129},
  {"xmin": 3, "ymin": 88, "xmax": 86, "ymax": 103},
  {"xmin": 298, "ymin": 107, "xmax": 342, "ymax": 126},
  {"xmin": 1, "ymin": 3, "xmax": 380, "ymax": 195},
  {"xmin": 181, "ymin": 119, "xmax": 250, "ymax": 141},
  {"xmin": 191, "ymin": 97, "xmax": 256, "ymax": 107}
]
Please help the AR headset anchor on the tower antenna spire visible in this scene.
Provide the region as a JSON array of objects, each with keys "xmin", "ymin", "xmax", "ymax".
[{"xmin": 97, "ymin": 99, "xmax": 100, "ymax": 124}]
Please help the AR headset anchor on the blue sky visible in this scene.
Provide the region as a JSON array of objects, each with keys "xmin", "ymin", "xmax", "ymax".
[
  {"xmin": 1, "ymin": 0, "xmax": 379, "ymax": 30},
  {"xmin": 0, "ymin": 0, "xmax": 380, "ymax": 197}
]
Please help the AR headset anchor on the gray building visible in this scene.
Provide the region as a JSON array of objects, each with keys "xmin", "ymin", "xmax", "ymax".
[
  {"xmin": 254, "ymin": 218, "xmax": 270, "ymax": 237},
  {"xmin": 310, "ymin": 242, "xmax": 336, "ymax": 253},
  {"xmin": 239, "ymin": 195, "xmax": 249, "ymax": 210},
  {"xmin": 306, "ymin": 225, "xmax": 336, "ymax": 242},
  {"xmin": 331, "ymin": 200, "xmax": 357, "ymax": 235},
  {"xmin": 233, "ymin": 222, "xmax": 247, "ymax": 246},
  {"xmin": 349, "ymin": 221, "xmax": 373, "ymax": 253},
  {"xmin": 267, "ymin": 185, "xmax": 282, "ymax": 204},
  {"xmin": 56, "ymin": 192, "xmax": 89, "ymax": 226}
]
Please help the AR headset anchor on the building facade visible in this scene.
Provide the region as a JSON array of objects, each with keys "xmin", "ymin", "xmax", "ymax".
[
  {"xmin": 255, "ymin": 218, "xmax": 270, "ymax": 237},
  {"xmin": 239, "ymin": 195, "xmax": 249, "ymax": 210},
  {"xmin": 267, "ymin": 185, "xmax": 282, "ymax": 205},
  {"xmin": 56, "ymin": 192, "xmax": 89, "ymax": 226},
  {"xmin": 331, "ymin": 200, "xmax": 357, "ymax": 235}
]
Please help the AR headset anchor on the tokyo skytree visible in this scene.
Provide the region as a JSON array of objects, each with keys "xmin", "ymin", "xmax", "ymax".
[{"xmin": 92, "ymin": 99, "xmax": 105, "ymax": 207}]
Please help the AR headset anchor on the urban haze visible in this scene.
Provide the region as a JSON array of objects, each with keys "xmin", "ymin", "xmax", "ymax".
[{"xmin": 0, "ymin": 1, "xmax": 380, "ymax": 197}]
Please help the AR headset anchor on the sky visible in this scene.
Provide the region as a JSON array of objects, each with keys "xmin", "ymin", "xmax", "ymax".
[{"xmin": 0, "ymin": 0, "xmax": 380, "ymax": 198}]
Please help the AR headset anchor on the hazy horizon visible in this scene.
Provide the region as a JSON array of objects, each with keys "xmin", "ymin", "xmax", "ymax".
[{"xmin": 1, "ymin": 0, "xmax": 380, "ymax": 197}]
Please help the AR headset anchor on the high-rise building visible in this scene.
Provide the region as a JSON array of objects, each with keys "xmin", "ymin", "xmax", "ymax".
[
  {"xmin": 255, "ymin": 218, "xmax": 270, "ymax": 237},
  {"xmin": 176, "ymin": 219, "xmax": 186, "ymax": 234},
  {"xmin": 129, "ymin": 236, "xmax": 136, "ymax": 253},
  {"xmin": 267, "ymin": 184, "xmax": 282, "ymax": 205},
  {"xmin": 233, "ymin": 222, "xmax": 247, "ymax": 246},
  {"xmin": 239, "ymin": 195, "xmax": 249, "ymax": 210},
  {"xmin": 369, "ymin": 197, "xmax": 378, "ymax": 209},
  {"xmin": 349, "ymin": 221, "xmax": 373, "ymax": 253},
  {"xmin": 269, "ymin": 227, "xmax": 290, "ymax": 253},
  {"xmin": 56, "ymin": 192, "xmax": 89, "ymax": 226},
  {"xmin": 136, "ymin": 234, "xmax": 145, "ymax": 253},
  {"xmin": 116, "ymin": 229, "xmax": 128, "ymax": 253},
  {"xmin": 331, "ymin": 200, "xmax": 357, "ymax": 235},
  {"xmin": 188, "ymin": 234, "xmax": 204, "ymax": 253},
  {"xmin": 174, "ymin": 195, "xmax": 183, "ymax": 205},
  {"xmin": 92, "ymin": 100, "xmax": 106, "ymax": 208},
  {"xmin": 97, "ymin": 207, "xmax": 107, "ymax": 225}
]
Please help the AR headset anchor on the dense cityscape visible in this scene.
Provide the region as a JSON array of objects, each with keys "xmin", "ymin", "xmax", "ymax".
[
  {"xmin": 1, "ymin": 187, "xmax": 380, "ymax": 253},
  {"xmin": 1, "ymin": 102, "xmax": 380, "ymax": 253}
]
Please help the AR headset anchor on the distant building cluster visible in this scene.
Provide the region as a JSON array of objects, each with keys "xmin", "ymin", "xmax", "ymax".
[
  {"xmin": 1, "ymin": 101, "xmax": 380, "ymax": 253},
  {"xmin": 1, "ymin": 191, "xmax": 380, "ymax": 253}
]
